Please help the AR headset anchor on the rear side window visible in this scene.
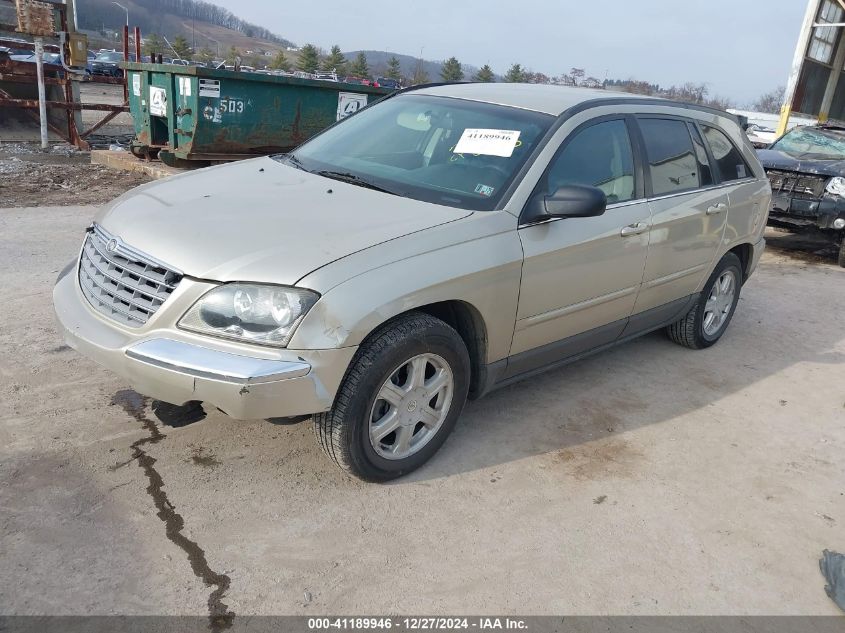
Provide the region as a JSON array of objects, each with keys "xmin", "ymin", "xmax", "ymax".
[
  {"xmin": 688, "ymin": 124, "xmax": 714, "ymax": 187},
  {"xmin": 639, "ymin": 118, "xmax": 702, "ymax": 196},
  {"xmin": 544, "ymin": 119, "xmax": 636, "ymax": 204},
  {"xmin": 702, "ymin": 125, "xmax": 751, "ymax": 182}
]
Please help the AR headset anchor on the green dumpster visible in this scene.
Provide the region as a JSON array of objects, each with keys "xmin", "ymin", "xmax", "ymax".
[{"xmin": 123, "ymin": 62, "xmax": 391, "ymax": 166}]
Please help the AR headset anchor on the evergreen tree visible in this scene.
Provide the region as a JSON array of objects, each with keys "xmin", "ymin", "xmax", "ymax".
[
  {"xmin": 349, "ymin": 52, "xmax": 370, "ymax": 78},
  {"xmin": 269, "ymin": 50, "xmax": 291, "ymax": 72},
  {"xmin": 322, "ymin": 45, "xmax": 347, "ymax": 74},
  {"xmin": 440, "ymin": 56, "xmax": 464, "ymax": 82},
  {"xmin": 504, "ymin": 63, "xmax": 526, "ymax": 83},
  {"xmin": 224, "ymin": 46, "xmax": 240, "ymax": 65},
  {"xmin": 171, "ymin": 35, "xmax": 193, "ymax": 60},
  {"xmin": 197, "ymin": 47, "xmax": 214, "ymax": 65},
  {"xmin": 473, "ymin": 64, "xmax": 495, "ymax": 82},
  {"xmin": 297, "ymin": 43, "xmax": 321, "ymax": 74},
  {"xmin": 143, "ymin": 33, "xmax": 165, "ymax": 58},
  {"xmin": 386, "ymin": 55, "xmax": 402, "ymax": 81}
]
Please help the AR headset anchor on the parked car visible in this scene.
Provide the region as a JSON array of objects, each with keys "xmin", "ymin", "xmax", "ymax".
[
  {"xmin": 757, "ymin": 124, "xmax": 845, "ymax": 266},
  {"xmin": 313, "ymin": 71, "xmax": 338, "ymax": 82},
  {"xmin": 342, "ymin": 75, "xmax": 379, "ymax": 87},
  {"xmin": 376, "ymin": 77, "xmax": 401, "ymax": 90},
  {"xmin": 53, "ymin": 84, "xmax": 769, "ymax": 481},
  {"xmin": 90, "ymin": 51, "xmax": 135, "ymax": 77}
]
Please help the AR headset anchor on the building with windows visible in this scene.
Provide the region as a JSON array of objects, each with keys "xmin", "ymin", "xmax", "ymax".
[{"xmin": 779, "ymin": 0, "xmax": 845, "ymax": 132}]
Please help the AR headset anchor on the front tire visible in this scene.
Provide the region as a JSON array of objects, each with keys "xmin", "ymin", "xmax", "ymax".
[
  {"xmin": 666, "ymin": 252, "xmax": 743, "ymax": 349},
  {"xmin": 314, "ymin": 312, "xmax": 470, "ymax": 482},
  {"xmin": 838, "ymin": 238, "xmax": 845, "ymax": 268}
]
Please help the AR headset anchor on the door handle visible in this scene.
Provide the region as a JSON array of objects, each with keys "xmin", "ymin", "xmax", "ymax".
[
  {"xmin": 706, "ymin": 203, "xmax": 727, "ymax": 215},
  {"xmin": 620, "ymin": 222, "xmax": 649, "ymax": 237}
]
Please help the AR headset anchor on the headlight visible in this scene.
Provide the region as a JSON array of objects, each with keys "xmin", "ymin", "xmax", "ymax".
[
  {"xmin": 826, "ymin": 177, "xmax": 845, "ymax": 197},
  {"xmin": 178, "ymin": 283, "xmax": 319, "ymax": 347}
]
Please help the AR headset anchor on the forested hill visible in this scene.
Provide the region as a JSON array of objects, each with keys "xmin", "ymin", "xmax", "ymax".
[{"xmin": 76, "ymin": 0, "xmax": 295, "ymax": 48}]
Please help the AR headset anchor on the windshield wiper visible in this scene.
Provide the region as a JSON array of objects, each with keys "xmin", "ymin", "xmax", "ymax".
[
  {"xmin": 314, "ymin": 170, "xmax": 399, "ymax": 196},
  {"xmin": 280, "ymin": 153, "xmax": 306, "ymax": 171}
]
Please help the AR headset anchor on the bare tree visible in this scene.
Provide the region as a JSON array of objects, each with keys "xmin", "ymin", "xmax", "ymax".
[{"xmin": 752, "ymin": 86, "xmax": 786, "ymax": 114}]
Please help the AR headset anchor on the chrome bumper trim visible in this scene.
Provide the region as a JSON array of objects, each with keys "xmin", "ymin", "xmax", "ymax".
[{"xmin": 125, "ymin": 339, "xmax": 311, "ymax": 385}]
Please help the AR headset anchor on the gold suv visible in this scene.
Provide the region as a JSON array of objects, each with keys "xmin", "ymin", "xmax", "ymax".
[{"xmin": 54, "ymin": 84, "xmax": 771, "ymax": 481}]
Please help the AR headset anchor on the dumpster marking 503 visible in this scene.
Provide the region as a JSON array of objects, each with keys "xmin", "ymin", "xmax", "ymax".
[
  {"xmin": 221, "ymin": 99, "xmax": 245, "ymax": 114},
  {"xmin": 202, "ymin": 98, "xmax": 247, "ymax": 123}
]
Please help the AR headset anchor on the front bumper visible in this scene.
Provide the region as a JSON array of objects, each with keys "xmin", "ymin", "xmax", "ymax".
[
  {"xmin": 53, "ymin": 268, "xmax": 357, "ymax": 420},
  {"xmin": 769, "ymin": 194, "xmax": 845, "ymax": 230}
]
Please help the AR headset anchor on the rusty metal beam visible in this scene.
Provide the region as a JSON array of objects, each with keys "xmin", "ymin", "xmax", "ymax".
[
  {"xmin": 0, "ymin": 86, "xmax": 73, "ymax": 143},
  {"xmin": 0, "ymin": 72, "xmax": 66, "ymax": 85},
  {"xmin": 88, "ymin": 75, "xmax": 126, "ymax": 85},
  {"xmin": 0, "ymin": 97, "xmax": 129, "ymax": 111},
  {"xmin": 79, "ymin": 106, "xmax": 124, "ymax": 139}
]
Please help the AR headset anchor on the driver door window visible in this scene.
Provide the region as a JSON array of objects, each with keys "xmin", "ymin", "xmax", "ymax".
[
  {"xmin": 511, "ymin": 117, "xmax": 650, "ymax": 375},
  {"xmin": 542, "ymin": 119, "xmax": 636, "ymax": 204}
]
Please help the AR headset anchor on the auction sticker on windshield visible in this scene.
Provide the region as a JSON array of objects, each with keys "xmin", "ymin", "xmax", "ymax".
[{"xmin": 454, "ymin": 129, "xmax": 521, "ymax": 157}]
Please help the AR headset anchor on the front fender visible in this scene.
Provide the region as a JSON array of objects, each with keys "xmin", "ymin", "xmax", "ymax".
[{"xmin": 287, "ymin": 221, "xmax": 523, "ymax": 364}]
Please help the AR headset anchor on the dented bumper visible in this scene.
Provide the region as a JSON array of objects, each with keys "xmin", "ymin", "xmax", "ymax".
[
  {"xmin": 53, "ymin": 268, "xmax": 356, "ymax": 419},
  {"xmin": 769, "ymin": 194, "xmax": 845, "ymax": 230}
]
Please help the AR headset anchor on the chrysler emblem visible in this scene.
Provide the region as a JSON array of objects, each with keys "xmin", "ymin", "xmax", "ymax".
[{"xmin": 106, "ymin": 238, "xmax": 119, "ymax": 253}]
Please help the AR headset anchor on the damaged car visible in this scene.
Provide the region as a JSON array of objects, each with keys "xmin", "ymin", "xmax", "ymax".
[
  {"xmin": 54, "ymin": 84, "xmax": 769, "ymax": 481},
  {"xmin": 757, "ymin": 124, "xmax": 845, "ymax": 266}
]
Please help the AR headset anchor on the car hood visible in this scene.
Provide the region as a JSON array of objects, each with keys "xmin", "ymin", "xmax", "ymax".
[
  {"xmin": 757, "ymin": 148, "xmax": 845, "ymax": 177},
  {"xmin": 95, "ymin": 157, "xmax": 472, "ymax": 285}
]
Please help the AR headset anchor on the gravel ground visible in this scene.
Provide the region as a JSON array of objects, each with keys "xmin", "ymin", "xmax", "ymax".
[
  {"xmin": 0, "ymin": 143, "xmax": 150, "ymax": 207},
  {"xmin": 1, "ymin": 206, "xmax": 843, "ymax": 620}
]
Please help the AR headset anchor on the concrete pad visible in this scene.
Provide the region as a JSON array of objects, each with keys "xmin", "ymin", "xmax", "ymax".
[{"xmin": 91, "ymin": 150, "xmax": 184, "ymax": 180}]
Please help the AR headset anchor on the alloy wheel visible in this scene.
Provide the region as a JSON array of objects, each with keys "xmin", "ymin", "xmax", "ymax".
[{"xmin": 368, "ymin": 353, "xmax": 454, "ymax": 460}]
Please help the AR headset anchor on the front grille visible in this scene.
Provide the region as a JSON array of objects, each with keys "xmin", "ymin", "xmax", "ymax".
[
  {"xmin": 767, "ymin": 170, "xmax": 827, "ymax": 199},
  {"xmin": 78, "ymin": 224, "xmax": 182, "ymax": 328}
]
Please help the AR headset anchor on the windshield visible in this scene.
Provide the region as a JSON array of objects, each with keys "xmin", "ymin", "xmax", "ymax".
[
  {"xmin": 770, "ymin": 127, "xmax": 845, "ymax": 160},
  {"xmin": 285, "ymin": 94, "xmax": 554, "ymax": 210},
  {"xmin": 95, "ymin": 52, "xmax": 123, "ymax": 62}
]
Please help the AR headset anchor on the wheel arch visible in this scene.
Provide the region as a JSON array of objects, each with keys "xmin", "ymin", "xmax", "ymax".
[
  {"xmin": 347, "ymin": 300, "xmax": 490, "ymax": 401},
  {"xmin": 727, "ymin": 242, "xmax": 753, "ymax": 282},
  {"xmin": 411, "ymin": 300, "xmax": 489, "ymax": 399}
]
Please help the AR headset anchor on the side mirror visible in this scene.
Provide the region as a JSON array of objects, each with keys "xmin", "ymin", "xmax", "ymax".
[{"xmin": 524, "ymin": 185, "xmax": 607, "ymax": 224}]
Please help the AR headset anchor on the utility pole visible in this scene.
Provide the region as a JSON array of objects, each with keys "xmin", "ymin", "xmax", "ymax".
[
  {"xmin": 112, "ymin": 1, "xmax": 129, "ymax": 27},
  {"xmin": 34, "ymin": 38, "xmax": 49, "ymax": 150}
]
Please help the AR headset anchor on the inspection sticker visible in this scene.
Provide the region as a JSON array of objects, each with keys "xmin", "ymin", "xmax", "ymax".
[
  {"xmin": 199, "ymin": 78, "xmax": 221, "ymax": 98},
  {"xmin": 149, "ymin": 86, "xmax": 167, "ymax": 117},
  {"xmin": 475, "ymin": 183, "xmax": 495, "ymax": 197},
  {"xmin": 454, "ymin": 129, "xmax": 521, "ymax": 158},
  {"xmin": 131, "ymin": 73, "xmax": 141, "ymax": 97}
]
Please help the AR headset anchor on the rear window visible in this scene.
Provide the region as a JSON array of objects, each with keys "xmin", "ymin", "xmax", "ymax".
[{"xmin": 702, "ymin": 125, "xmax": 751, "ymax": 182}]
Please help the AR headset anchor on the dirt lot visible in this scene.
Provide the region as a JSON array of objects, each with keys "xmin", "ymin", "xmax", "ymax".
[
  {"xmin": 1, "ymin": 201, "xmax": 843, "ymax": 620},
  {"xmin": 0, "ymin": 143, "xmax": 150, "ymax": 207}
]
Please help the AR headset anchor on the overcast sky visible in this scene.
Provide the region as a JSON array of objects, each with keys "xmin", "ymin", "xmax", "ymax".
[{"xmin": 209, "ymin": 0, "xmax": 807, "ymax": 104}]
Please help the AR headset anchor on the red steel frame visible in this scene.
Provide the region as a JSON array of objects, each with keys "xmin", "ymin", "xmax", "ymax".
[{"xmin": 0, "ymin": 1, "xmax": 135, "ymax": 149}]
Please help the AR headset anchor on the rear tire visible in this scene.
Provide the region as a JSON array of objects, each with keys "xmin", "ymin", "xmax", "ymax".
[
  {"xmin": 838, "ymin": 238, "xmax": 845, "ymax": 268},
  {"xmin": 666, "ymin": 253, "xmax": 743, "ymax": 350},
  {"xmin": 314, "ymin": 312, "xmax": 470, "ymax": 482}
]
